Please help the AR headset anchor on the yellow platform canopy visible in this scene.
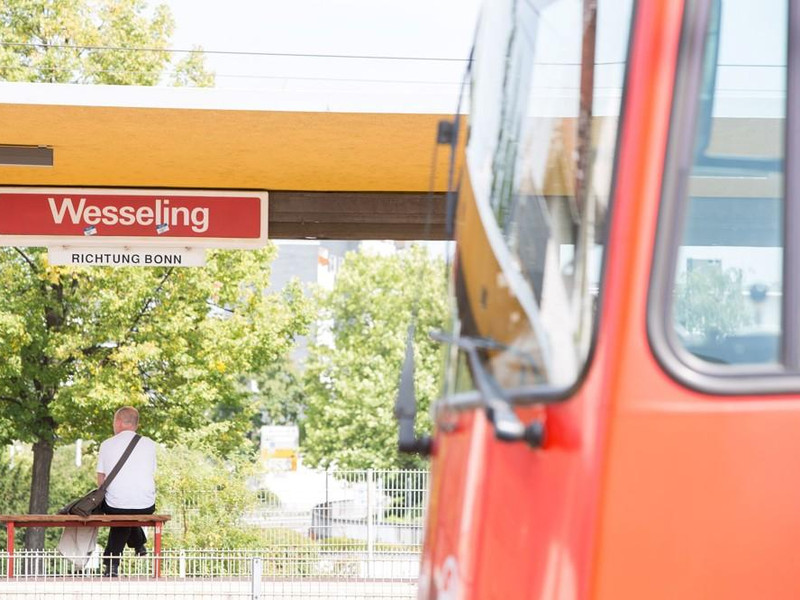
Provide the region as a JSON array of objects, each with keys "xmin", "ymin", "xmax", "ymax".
[{"xmin": 0, "ymin": 83, "xmax": 462, "ymax": 239}]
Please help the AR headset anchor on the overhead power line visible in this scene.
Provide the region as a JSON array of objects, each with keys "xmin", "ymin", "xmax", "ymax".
[
  {"xmin": 0, "ymin": 64, "xmax": 463, "ymax": 85},
  {"xmin": 0, "ymin": 41, "xmax": 470, "ymax": 62},
  {"xmin": 0, "ymin": 44, "xmax": 783, "ymax": 69}
]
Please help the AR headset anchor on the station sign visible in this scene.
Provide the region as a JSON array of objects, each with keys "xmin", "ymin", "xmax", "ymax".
[
  {"xmin": 0, "ymin": 187, "xmax": 269, "ymax": 249},
  {"xmin": 47, "ymin": 246, "xmax": 207, "ymax": 268}
]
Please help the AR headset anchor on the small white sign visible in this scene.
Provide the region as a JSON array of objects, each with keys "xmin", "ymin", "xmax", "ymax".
[
  {"xmin": 260, "ymin": 425, "xmax": 300, "ymax": 450},
  {"xmin": 48, "ymin": 246, "xmax": 206, "ymax": 267}
]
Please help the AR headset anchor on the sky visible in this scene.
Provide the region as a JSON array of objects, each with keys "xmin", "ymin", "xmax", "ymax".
[
  {"xmin": 158, "ymin": 1, "xmax": 478, "ymax": 250},
  {"xmin": 164, "ymin": 0, "xmax": 481, "ymax": 95}
]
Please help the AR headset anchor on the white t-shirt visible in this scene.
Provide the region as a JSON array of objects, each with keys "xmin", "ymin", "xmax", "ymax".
[{"xmin": 96, "ymin": 430, "xmax": 156, "ymax": 509}]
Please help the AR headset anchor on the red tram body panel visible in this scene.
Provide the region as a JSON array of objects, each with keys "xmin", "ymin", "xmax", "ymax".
[{"xmin": 416, "ymin": 0, "xmax": 800, "ymax": 597}]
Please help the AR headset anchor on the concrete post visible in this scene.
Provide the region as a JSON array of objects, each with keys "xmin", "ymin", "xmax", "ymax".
[
  {"xmin": 251, "ymin": 557, "xmax": 262, "ymax": 600},
  {"xmin": 367, "ymin": 469, "xmax": 375, "ymax": 578}
]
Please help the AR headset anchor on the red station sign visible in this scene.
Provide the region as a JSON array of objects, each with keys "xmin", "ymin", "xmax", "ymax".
[{"xmin": 0, "ymin": 187, "xmax": 269, "ymax": 249}]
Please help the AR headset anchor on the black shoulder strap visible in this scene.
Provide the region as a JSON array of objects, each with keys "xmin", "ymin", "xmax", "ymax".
[{"xmin": 99, "ymin": 434, "xmax": 142, "ymax": 491}]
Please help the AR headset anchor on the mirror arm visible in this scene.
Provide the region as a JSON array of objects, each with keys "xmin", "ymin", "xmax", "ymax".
[
  {"xmin": 433, "ymin": 331, "xmax": 545, "ymax": 449},
  {"xmin": 395, "ymin": 325, "xmax": 433, "ymax": 456}
]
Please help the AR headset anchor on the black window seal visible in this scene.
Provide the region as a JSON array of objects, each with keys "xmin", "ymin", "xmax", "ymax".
[
  {"xmin": 782, "ymin": 0, "xmax": 800, "ymax": 370},
  {"xmin": 648, "ymin": 0, "xmax": 800, "ymax": 395}
]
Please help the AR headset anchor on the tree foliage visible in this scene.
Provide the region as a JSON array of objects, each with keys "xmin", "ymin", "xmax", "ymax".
[
  {"xmin": 675, "ymin": 263, "xmax": 752, "ymax": 340},
  {"xmin": 158, "ymin": 446, "xmax": 317, "ymax": 573},
  {"xmin": 157, "ymin": 444, "xmax": 263, "ymax": 549},
  {"xmin": 247, "ymin": 358, "xmax": 306, "ymax": 428},
  {"xmin": 0, "ymin": 0, "xmax": 213, "ymax": 86},
  {"xmin": 0, "ymin": 446, "xmax": 31, "ymax": 520},
  {"xmin": 301, "ymin": 246, "xmax": 448, "ymax": 470},
  {"xmin": 0, "ymin": 443, "xmax": 97, "ymax": 549},
  {"xmin": 0, "ymin": 248, "xmax": 311, "ymax": 549},
  {"xmin": 0, "ymin": 247, "xmax": 310, "ymax": 446}
]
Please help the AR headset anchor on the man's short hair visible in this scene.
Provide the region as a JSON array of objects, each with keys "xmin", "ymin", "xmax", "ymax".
[{"xmin": 114, "ymin": 406, "xmax": 139, "ymax": 429}]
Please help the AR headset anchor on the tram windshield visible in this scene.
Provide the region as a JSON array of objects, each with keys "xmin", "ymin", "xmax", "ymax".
[{"xmin": 450, "ymin": 0, "xmax": 634, "ymax": 393}]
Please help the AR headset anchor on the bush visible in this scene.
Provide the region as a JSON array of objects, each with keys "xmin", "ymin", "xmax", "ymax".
[
  {"xmin": 157, "ymin": 444, "xmax": 262, "ymax": 549},
  {"xmin": 261, "ymin": 528, "xmax": 319, "ymax": 577},
  {"xmin": 0, "ymin": 444, "xmax": 100, "ymax": 549},
  {"xmin": 319, "ymin": 536, "xmax": 367, "ymax": 552},
  {"xmin": 256, "ymin": 488, "xmax": 281, "ymax": 507},
  {"xmin": 319, "ymin": 536, "xmax": 418, "ymax": 553},
  {"xmin": 0, "ymin": 446, "xmax": 31, "ymax": 548}
]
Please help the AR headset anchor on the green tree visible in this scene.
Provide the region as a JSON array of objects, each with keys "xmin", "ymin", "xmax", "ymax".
[
  {"xmin": 0, "ymin": 248, "xmax": 311, "ymax": 550},
  {"xmin": 157, "ymin": 444, "xmax": 263, "ymax": 549},
  {"xmin": 0, "ymin": 443, "xmax": 97, "ymax": 549},
  {"xmin": 0, "ymin": 446, "xmax": 31, "ymax": 544},
  {"xmin": 302, "ymin": 246, "xmax": 448, "ymax": 470},
  {"xmin": 0, "ymin": 0, "xmax": 213, "ymax": 86},
  {"xmin": 248, "ymin": 358, "xmax": 306, "ymax": 426},
  {"xmin": 158, "ymin": 444, "xmax": 318, "ymax": 576},
  {"xmin": 675, "ymin": 263, "xmax": 752, "ymax": 340}
]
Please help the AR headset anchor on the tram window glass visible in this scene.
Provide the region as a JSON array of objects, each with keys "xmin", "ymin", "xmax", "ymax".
[
  {"xmin": 464, "ymin": 0, "xmax": 634, "ymax": 389},
  {"xmin": 671, "ymin": 0, "xmax": 786, "ymax": 366}
]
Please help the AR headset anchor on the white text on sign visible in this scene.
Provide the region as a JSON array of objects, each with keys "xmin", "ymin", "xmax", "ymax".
[{"xmin": 48, "ymin": 197, "xmax": 210, "ymax": 233}]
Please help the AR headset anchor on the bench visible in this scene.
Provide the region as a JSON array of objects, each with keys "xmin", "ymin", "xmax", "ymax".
[{"xmin": 0, "ymin": 514, "xmax": 171, "ymax": 578}]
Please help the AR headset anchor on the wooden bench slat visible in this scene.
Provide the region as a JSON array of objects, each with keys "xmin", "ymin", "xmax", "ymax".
[
  {"xmin": 0, "ymin": 514, "xmax": 171, "ymax": 523},
  {"xmin": 2, "ymin": 513, "xmax": 171, "ymax": 578}
]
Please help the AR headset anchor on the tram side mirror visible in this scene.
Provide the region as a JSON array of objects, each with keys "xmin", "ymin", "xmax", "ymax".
[{"xmin": 394, "ymin": 325, "xmax": 432, "ymax": 456}]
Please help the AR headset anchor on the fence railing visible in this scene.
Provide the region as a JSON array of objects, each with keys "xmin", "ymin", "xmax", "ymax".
[
  {"xmin": 0, "ymin": 469, "xmax": 428, "ymax": 598},
  {"xmin": 1, "ymin": 548, "xmax": 420, "ymax": 580},
  {"xmin": 161, "ymin": 469, "xmax": 428, "ymax": 556},
  {"xmin": 0, "ymin": 550, "xmax": 419, "ymax": 599}
]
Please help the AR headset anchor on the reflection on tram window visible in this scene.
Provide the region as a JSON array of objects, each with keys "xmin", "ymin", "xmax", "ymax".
[
  {"xmin": 672, "ymin": 0, "xmax": 786, "ymax": 365},
  {"xmin": 452, "ymin": 0, "xmax": 634, "ymax": 391}
]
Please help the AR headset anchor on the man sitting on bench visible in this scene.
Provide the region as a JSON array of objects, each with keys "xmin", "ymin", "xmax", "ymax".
[{"xmin": 96, "ymin": 406, "xmax": 157, "ymax": 577}]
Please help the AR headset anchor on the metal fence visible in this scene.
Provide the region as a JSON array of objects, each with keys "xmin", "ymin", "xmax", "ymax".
[
  {"xmin": 1, "ymin": 469, "xmax": 428, "ymax": 599},
  {"xmin": 163, "ymin": 469, "xmax": 427, "ymax": 560},
  {"xmin": 0, "ymin": 551, "xmax": 419, "ymax": 598}
]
